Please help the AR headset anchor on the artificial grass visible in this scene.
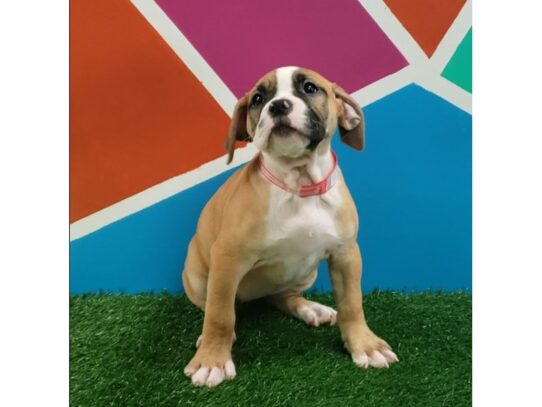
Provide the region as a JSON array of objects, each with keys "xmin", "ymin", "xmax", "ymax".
[{"xmin": 70, "ymin": 292, "xmax": 471, "ymax": 406}]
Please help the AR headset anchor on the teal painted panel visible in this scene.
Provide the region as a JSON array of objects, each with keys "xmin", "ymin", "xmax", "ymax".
[{"xmin": 442, "ymin": 28, "xmax": 472, "ymax": 93}]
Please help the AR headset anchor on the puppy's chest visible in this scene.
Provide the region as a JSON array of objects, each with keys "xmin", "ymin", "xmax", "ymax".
[{"xmin": 262, "ymin": 192, "xmax": 341, "ymax": 267}]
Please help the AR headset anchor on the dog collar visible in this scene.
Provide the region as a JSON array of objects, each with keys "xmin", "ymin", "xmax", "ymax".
[{"xmin": 257, "ymin": 151, "xmax": 338, "ymax": 197}]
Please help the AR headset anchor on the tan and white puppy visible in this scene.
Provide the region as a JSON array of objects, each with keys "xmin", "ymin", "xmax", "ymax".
[{"xmin": 182, "ymin": 66, "xmax": 398, "ymax": 387}]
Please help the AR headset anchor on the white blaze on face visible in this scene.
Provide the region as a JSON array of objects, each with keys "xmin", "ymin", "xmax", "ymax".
[
  {"xmin": 273, "ymin": 66, "xmax": 307, "ymax": 130},
  {"xmin": 253, "ymin": 66, "xmax": 311, "ymax": 157}
]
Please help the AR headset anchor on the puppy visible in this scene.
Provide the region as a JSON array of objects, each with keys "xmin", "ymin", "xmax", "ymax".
[{"xmin": 182, "ymin": 66, "xmax": 398, "ymax": 387}]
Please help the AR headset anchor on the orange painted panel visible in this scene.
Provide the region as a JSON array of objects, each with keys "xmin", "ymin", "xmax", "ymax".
[
  {"xmin": 384, "ymin": 0, "xmax": 466, "ymax": 56},
  {"xmin": 70, "ymin": 0, "xmax": 230, "ymax": 222}
]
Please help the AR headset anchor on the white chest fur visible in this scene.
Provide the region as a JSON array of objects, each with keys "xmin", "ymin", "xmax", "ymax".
[{"xmin": 260, "ymin": 184, "xmax": 343, "ymax": 289}]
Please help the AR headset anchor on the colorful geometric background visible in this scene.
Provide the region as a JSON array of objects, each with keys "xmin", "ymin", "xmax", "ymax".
[{"xmin": 70, "ymin": 0, "xmax": 472, "ymax": 294}]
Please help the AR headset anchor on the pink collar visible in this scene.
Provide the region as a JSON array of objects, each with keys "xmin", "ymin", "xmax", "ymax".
[{"xmin": 257, "ymin": 151, "xmax": 339, "ymax": 197}]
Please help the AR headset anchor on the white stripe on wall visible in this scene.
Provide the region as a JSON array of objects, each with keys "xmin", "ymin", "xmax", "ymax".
[
  {"xmin": 428, "ymin": 0, "xmax": 472, "ymax": 74},
  {"xmin": 416, "ymin": 74, "xmax": 472, "ymax": 113},
  {"xmin": 351, "ymin": 65, "xmax": 415, "ymax": 106},
  {"xmin": 131, "ymin": 0, "xmax": 237, "ymax": 116},
  {"xmin": 70, "ymin": 143, "xmax": 259, "ymax": 241},
  {"xmin": 358, "ymin": 0, "xmax": 428, "ymax": 66}
]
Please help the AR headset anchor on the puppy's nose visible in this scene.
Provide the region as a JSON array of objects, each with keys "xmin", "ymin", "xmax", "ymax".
[{"xmin": 269, "ymin": 99, "xmax": 293, "ymax": 117}]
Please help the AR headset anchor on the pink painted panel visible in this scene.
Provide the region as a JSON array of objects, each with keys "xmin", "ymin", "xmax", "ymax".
[{"xmin": 156, "ymin": 0, "xmax": 408, "ymax": 96}]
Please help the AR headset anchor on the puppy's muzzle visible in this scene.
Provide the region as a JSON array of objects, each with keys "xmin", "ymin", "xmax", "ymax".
[{"xmin": 269, "ymin": 98, "xmax": 293, "ymax": 117}]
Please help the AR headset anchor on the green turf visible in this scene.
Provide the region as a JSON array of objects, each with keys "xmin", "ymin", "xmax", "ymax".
[{"xmin": 70, "ymin": 292, "xmax": 471, "ymax": 406}]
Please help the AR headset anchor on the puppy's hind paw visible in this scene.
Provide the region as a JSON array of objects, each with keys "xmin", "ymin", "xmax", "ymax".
[{"xmin": 296, "ymin": 301, "xmax": 337, "ymax": 327}]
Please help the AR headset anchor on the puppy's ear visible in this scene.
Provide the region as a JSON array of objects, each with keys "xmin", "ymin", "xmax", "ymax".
[
  {"xmin": 225, "ymin": 94, "xmax": 252, "ymax": 164},
  {"xmin": 333, "ymin": 84, "xmax": 365, "ymax": 151}
]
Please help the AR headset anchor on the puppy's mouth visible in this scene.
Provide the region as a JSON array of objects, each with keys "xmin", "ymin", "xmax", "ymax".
[
  {"xmin": 273, "ymin": 124, "xmax": 297, "ymax": 136},
  {"xmin": 271, "ymin": 118, "xmax": 304, "ymax": 137}
]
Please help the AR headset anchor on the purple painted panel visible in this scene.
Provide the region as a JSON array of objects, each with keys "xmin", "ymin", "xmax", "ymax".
[{"xmin": 156, "ymin": 0, "xmax": 408, "ymax": 96}]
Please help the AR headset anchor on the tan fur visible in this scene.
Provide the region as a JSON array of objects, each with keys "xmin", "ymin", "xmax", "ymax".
[{"xmin": 182, "ymin": 67, "xmax": 396, "ymax": 387}]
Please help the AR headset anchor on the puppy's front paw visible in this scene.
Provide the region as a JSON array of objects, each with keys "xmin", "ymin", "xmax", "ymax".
[
  {"xmin": 345, "ymin": 328, "xmax": 398, "ymax": 369},
  {"xmin": 184, "ymin": 347, "xmax": 236, "ymax": 387}
]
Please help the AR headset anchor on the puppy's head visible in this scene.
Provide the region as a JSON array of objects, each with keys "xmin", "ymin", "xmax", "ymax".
[{"xmin": 225, "ymin": 66, "xmax": 365, "ymax": 163}]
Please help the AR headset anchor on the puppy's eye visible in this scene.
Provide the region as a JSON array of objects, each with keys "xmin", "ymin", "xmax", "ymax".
[
  {"xmin": 303, "ymin": 81, "xmax": 319, "ymax": 94},
  {"xmin": 251, "ymin": 93, "xmax": 264, "ymax": 107}
]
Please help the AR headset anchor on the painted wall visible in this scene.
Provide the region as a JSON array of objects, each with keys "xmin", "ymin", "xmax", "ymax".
[{"xmin": 70, "ymin": 0, "xmax": 472, "ymax": 294}]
